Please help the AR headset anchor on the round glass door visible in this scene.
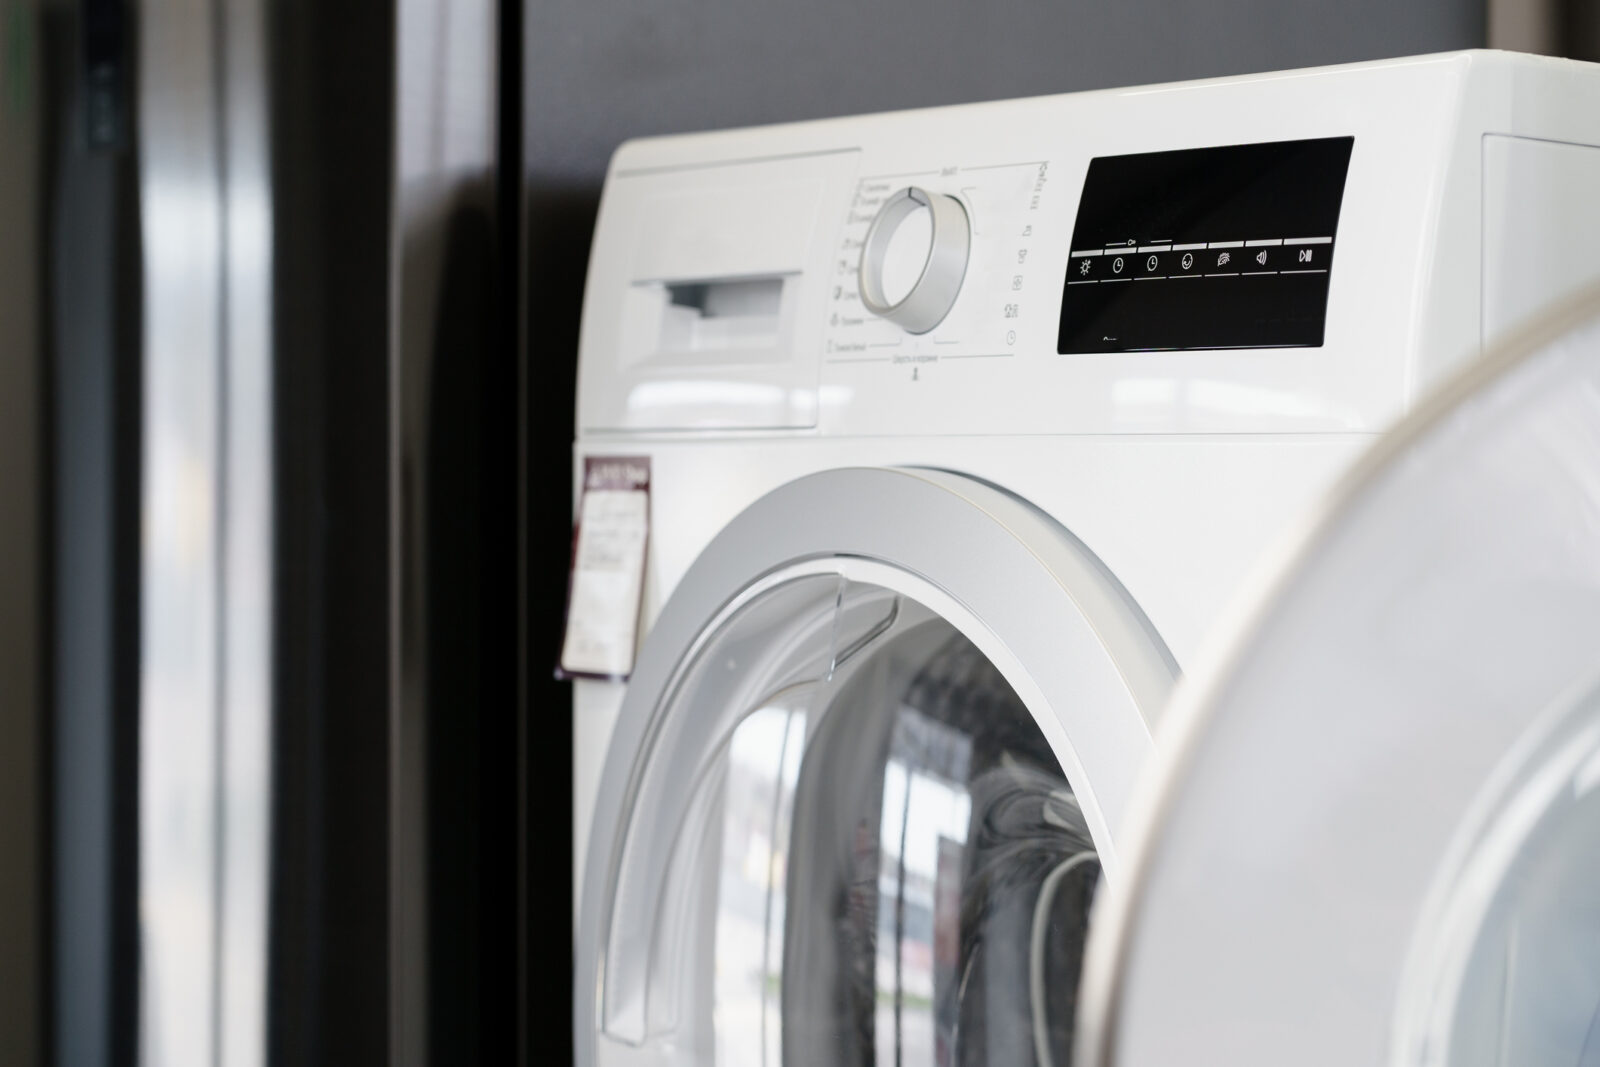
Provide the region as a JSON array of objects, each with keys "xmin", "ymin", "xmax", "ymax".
[
  {"xmin": 1395, "ymin": 681, "xmax": 1600, "ymax": 1067},
  {"xmin": 600, "ymin": 574, "xmax": 1099, "ymax": 1067},
  {"xmin": 1076, "ymin": 295, "xmax": 1600, "ymax": 1067}
]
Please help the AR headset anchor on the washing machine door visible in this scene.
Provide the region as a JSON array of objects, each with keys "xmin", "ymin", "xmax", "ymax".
[
  {"xmin": 575, "ymin": 467, "xmax": 1178, "ymax": 1067},
  {"xmin": 1077, "ymin": 290, "xmax": 1600, "ymax": 1067}
]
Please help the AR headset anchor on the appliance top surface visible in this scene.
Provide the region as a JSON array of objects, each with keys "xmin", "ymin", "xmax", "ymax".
[{"xmin": 576, "ymin": 50, "xmax": 1600, "ymax": 438}]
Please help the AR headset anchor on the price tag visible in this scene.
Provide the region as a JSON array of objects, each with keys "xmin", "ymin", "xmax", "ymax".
[{"xmin": 558, "ymin": 456, "xmax": 650, "ymax": 680}]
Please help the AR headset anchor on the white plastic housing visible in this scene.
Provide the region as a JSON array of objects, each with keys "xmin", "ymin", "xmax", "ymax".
[
  {"xmin": 578, "ymin": 51, "xmax": 1600, "ymax": 437},
  {"xmin": 569, "ymin": 49, "xmax": 1600, "ymax": 913}
]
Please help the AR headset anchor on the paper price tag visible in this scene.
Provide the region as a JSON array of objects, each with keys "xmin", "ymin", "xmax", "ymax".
[{"xmin": 558, "ymin": 456, "xmax": 650, "ymax": 680}]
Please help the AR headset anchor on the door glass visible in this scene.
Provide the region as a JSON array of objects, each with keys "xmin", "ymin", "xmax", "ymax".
[
  {"xmin": 1401, "ymin": 684, "xmax": 1600, "ymax": 1067},
  {"xmin": 601, "ymin": 576, "xmax": 1099, "ymax": 1066}
]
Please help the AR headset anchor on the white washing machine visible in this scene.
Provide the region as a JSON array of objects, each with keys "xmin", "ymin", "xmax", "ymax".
[
  {"xmin": 1077, "ymin": 286, "xmax": 1600, "ymax": 1067},
  {"xmin": 569, "ymin": 51, "xmax": 1600, "ymax": 1067}
]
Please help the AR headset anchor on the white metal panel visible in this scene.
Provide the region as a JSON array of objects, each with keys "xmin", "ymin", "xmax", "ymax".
[
  {"xmin": 140, "ymin": 5, "xmax": 225, "ymax": 1063},
  {"xmin": 577, "ymin": 52, "xmax": 1600, "ymax": 439},
  {"xmin": 1483, "ymin": 134, "xmax": 1600, "ymax": 346},
  {"xmin": 593, "ymin": 433, "xmax": 1370, "ymax": 669},
  {"xmin": 813, "ymin": 61, "xmax": 1454, "ymax": 438},
  {"xmin": 567, "ymin": 432, "xmax": 1371, "ymax": 898},
  {"xmin": 217, "ymin": 1, "xmax": 274, "ymax": 1064},
  {"xmin": 140, "ymin": 3, "xmax": 274, "ymax": 1064}
]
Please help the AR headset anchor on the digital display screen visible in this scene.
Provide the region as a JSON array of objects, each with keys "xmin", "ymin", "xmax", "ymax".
[{"xmin": 1057, "ymin": 137, "xmax": 1354, "ymax": 353}]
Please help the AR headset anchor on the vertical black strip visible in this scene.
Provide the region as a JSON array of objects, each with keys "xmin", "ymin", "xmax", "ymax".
[
  {"xmin": 267, "ymin": 2, "xmax": 327, "ymax": 1057},
  {"xmin": 108, "ymin": 91, "xmax": 143, "ymax": 1067},
  {"xmin": 522, "ymin": 68, "xmax": 591, "ymax": 1067},
  {"xmin": 107, "ymin": 14, "xmax": 143, "ymax": 1058},
  {"xmin": 268, "ymin": 1, "xmax": 394, "ymax": 1063},
  {"xmin": 80, "ymin": 0, "xmax": 126, "ymax": 149},
  {"xmin": 499, "ymin": 0, "xmax": 530, "ymax": 1054},
  {"xmin": 418, "ymin": 16, "xmax": 520, "ymax": 1060},
  {"xmin": 1562, "ymin": 0, "xmax": 1600, "ymax": 58},
  {"xmin": 502, "ymin": 0, "xmax": 527, "ymax": 1060}
]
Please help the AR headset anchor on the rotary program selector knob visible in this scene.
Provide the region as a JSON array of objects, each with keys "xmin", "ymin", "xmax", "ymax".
[{"xmin": 858, "ymin": 186, "xmax": 971, "ymax": 334}]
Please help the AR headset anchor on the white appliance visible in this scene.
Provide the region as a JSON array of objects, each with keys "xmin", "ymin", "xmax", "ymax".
[
  {"xmin": 1076, "ymin": 286, "xmax": 1600, "ymax": 1067},
  {"xmin": 569, "ymin": 50, "xmax": 1600, "ymax": 1067}
]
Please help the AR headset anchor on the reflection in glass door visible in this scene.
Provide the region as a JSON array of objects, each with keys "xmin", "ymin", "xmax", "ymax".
[
  {"xmin": 716, "ymin": 704, "xmax": 809, "ymax": 1067},
  {"xmin": 605, "ymin": 575, "xmax": 1104, "ymax": 1067}
]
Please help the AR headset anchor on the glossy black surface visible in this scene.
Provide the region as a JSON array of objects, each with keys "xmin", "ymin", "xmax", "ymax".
[{"xmin": 1058, "ymin": 137, "xmax": 1354, "ymax": 352}]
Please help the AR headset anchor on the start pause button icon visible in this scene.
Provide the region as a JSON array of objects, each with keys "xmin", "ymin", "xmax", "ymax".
[{"xmin": 1298, "ymin": 248, "xmax": 1314, "ymax": 263}]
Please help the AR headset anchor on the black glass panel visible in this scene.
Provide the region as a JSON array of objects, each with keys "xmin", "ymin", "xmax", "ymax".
[{"xmin": 1058, "ymin": 137, "xmax": 1354, "ymax": 353}]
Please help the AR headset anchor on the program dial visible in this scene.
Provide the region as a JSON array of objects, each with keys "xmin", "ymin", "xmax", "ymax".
[{"xmin": 857, "ymin": 186, "xmax": 970, "ymax": 334}]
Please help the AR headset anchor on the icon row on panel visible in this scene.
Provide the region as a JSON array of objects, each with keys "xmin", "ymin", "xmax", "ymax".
[{"xmin": 1068, "ymin": 241, "xmax": 1331, "ymax": 283}]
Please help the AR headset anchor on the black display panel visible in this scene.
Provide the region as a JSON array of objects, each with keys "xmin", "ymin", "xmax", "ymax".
[{"xmin": 1057, "ymin": 137, "xmax": 1353, "ymax": 353}]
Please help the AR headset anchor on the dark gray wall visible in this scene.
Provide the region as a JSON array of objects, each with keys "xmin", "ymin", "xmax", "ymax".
[
  {"xmin": 527, "ymin": 0, "xmax": 1484, "ymax": 184},
  {"xmin": 520, "ymin": 0, "xmax": 1485, "ymax": 1053}
]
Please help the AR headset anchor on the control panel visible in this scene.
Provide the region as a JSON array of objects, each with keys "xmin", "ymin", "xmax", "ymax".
[
  {"xmin": 824, "ymin": 159, "xmax": 1054, "ymax": 365},
  {"xmin": 1058, "ymin": 138, "xmax": 1353, "ymax": 352},
  {"xmin": 857, "ymin": 186, "xmax": 970, "ymax": 334},
  {"xmin": 580, "ymin": 53, "xmax": 1600, "ymax": 436}
]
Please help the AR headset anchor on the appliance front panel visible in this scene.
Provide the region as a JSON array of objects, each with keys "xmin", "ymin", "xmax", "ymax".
[
  {"xmin": 575, "ymin": 52, "xmax": 1600, "ymax": 438},
  {"xmin": 573, "ymin": 468, "xmax": 1178, "ymax": 1067}
]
